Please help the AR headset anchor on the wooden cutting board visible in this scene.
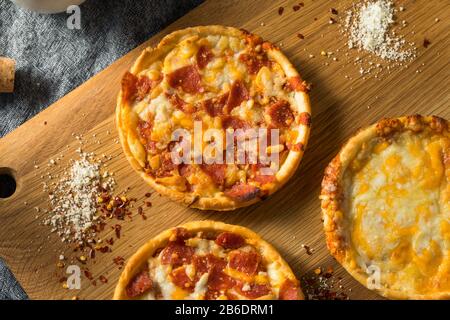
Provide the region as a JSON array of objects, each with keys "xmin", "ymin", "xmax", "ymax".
[{"xmin": 0, "ymin": 0, "xmax": 448, "ymax": 300}]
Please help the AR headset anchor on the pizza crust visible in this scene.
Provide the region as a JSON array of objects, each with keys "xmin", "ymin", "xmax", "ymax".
[
  {"xmin": 113, "ymin": 220, "xmax": 303, "ymax": 300},
  {"xmin": 321, "ymin": 115, "xmax": 450, "ymax": 300},
  {"xmin": 116, "ymin": 25, "xmax": 311, "ymax": 211}
]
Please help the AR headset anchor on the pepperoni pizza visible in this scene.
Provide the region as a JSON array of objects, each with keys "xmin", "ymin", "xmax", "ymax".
[
  {"xmin": 116, "ymin": 26, "xmax": 311, "ymax": 210},
  {"xmin": 113, "ymin": 221, "xmax": 303, "ymax": 300}
]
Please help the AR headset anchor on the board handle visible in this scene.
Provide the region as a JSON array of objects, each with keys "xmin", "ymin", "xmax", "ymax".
[{"xmin": 0, "ymin": 167, "xmax": 18, "ymax": 199}]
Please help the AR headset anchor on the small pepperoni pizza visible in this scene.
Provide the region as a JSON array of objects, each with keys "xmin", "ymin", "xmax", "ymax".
[
  {"xmin": 113, "ymin": 221, "xmax": 303, "ymax": 300},
  {"xmin": 116, "ymin": 26, "xmax": 311, "ymax": 210}
]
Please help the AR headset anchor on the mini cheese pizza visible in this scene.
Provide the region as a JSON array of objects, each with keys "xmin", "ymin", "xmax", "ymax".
[
  {"xmin": 321, "ymin": 115, "xmax": 450, "ymax": 299},
  {"xmin": 113, "ymin": 221, "xmax": 303, "ymax": 300},
  {"xmin": 116, "ymin": 26, "xmax": 311, "ymax": 210}
]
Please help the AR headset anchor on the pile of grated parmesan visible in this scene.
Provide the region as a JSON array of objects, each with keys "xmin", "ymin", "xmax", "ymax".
[
  {"xmin": 345, "ymin": 0, "xmax": 415, "ymax": 61},
  {"xmin": 43, "ymin": 150, "xmax": 115, "ymax": 243}
]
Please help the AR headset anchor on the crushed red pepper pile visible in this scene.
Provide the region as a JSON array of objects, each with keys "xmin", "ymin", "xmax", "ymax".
[{"xmin": 301, "ymin": 266, "xmax": 350, "ymax": 300}]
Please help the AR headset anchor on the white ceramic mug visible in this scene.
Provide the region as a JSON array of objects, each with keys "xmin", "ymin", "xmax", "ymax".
[{"xmin": 9, "ymin": 0, "xmax": 86, "ymax": 13}]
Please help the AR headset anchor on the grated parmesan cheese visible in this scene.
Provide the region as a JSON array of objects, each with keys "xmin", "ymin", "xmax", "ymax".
[
  {"xmin": 43, "ymin": 150, "xmax": 115, "ymax": 243},
  {"xmin": 345, "ymin": 0, "xmax": 415, "ymax": 62}
]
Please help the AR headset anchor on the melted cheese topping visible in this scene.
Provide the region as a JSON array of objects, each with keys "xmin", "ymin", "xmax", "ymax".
[
  {"xmin": 343, "ymin": 130, "xmax": 450, "ymax": 295},
  {"xmin": 144, "ymin": 236, "xmax": 285, "ymax": 300}
]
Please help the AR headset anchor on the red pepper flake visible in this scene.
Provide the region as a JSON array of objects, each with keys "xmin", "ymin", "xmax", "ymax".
[
  {"xmin": 97, "ymin": 245, "xmax": 110, "ymax": 253},
  {"xmin": 114, "ymin": 208, "xmax": 124, "ymax": 220},
  {"xmin": 114, "ymin": 224, "xmax": 121, "ymax": 239},
  {"xmin": 106, "ymin": 237, "xmax": 114, "ymax": 245},
  {"xmin": 145, "ymin": 192, "xmax": 152, "ymax": 197},
  {"xmin": 330, "ymin": 8, "xmax": 338, "ymax": 15},
  {"xmin": 101, "ymin": 195, "xmax": 134, "ymax": 220},
  {"xmin": 302, "ymin": 244, "xmax": 313, "ymax": 255},
  {"xmin": 113, "ymin": 256, "xmax": 125, "ymax": 268},
  {"xmin": 91, "ymin": 280, "xmax": 97, "ymax": 286},
  {"xmin": 99, "ymin": 192, "xmax": 110, "ymax": 203},
  {"xmin": 137, "ymin": 206, "xmax": 147, "ymax": 220},
  {"xmin": 84, "ymin": 270, "xmax": 93, "ymax": 280},
  {"xmin": 145, "ymin": 201, "xmax": 152, "ymax": 207},
  {"xmin": 293, "ymin": 5, "xmax": 301, "ymax": 11},
  {"xmin": 423, "ymin": 38, "xmax": 431, "ymax": 48},
  {"xmin": 96, "ymin": 221, "xmax": 107, "ymax": 232},
  {"xmin": 44, "ymin": 121, "xmax": 47, "ymax": 125},
  {"xmin": 297, "ymin": 33, "xmax": 305, "ymax": 40},
  {"xmin": 99, "ymin": 275, "xmax": 108, "ymax": 284},
  {"xmin": 278, "ymin": 6, "xmax": 284, "ymax": 15}
]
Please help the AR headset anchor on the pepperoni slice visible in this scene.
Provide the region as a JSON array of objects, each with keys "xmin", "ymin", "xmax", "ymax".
[
  {"xmin": 196, "ymin": 45, "xmax": 214, "ymax": 69},
  {"xmin": 126, "ymin": 270, "xmax": 153, "ymax": 298},
  {"xmin": 287, "ymin": 142, "xmax": 304, "ymax": 152},
  {"xmin": 136, "ymin": 76, "xmax": 152, "ymax": 101},
  {"xmin": 193, "ymin": 254, "xmax": 227, "ymax": 276},
  {"xmin": 228, "ymin": 250, "xmax": 261, "ymax": 276},
  {"xmin": 249, "ymin": 163, "xmax": 276, "ymax": 184},
  {"xmin": 170, "ymin": 227, "xmax": 192, "ymax": 242},
  {"xmin": 203, "ymin": 93, "xmax": 228, "ymax": 117},
  {"xmin": 155, "ymin": 151, "xmax": 176, "ymax": 177},
  {"xmin": 170, "ymin": 267, "xmax": 195, "ymax": 292},
  {"xmin": 239, "ymin": 52, "xmax": 270, "ymax": 75},
  {"xmin": 167, "ymin": 65, "xmax": 204, "ymax": 94},
  {"xmin": 160, "ymin": 242, "xmax": 194, "ymax": 267},
  {"xmin": 224, "ymin": 183, "xmax": 260, "ymax": 202},
  {"xmin": 252, "ymin": 174, "xmax": 276, "ymax": 185},
  {"xmin": 194, "ymin": 254, "xmax": 234, "ymax": 300},
  {"xmin": 207, "ymin": 265, "xmax": 235, "ymax": 292},
  {"xmin": 267, "ymin": 100, "xmax": 294, "ymax": 128},
  {"xmin": 121, "ymin": 72, "xmax": 138, "ymax": 102},
  {"xmin": 193, "ymin": 255, "xmax": 209, "ymax": 275},
  {"xmin": 121, "ymin": 72, "xmax": 160, "ymax": 102},
  {"xmin": 297, "ymin": 112, "xmax": 311, "ymax": 126},
  {"xmin": 137, "ymin": 119, "xmax": 158, "ymax": 153},
  {"xmin": 241, "ymin": 29, "xmax": 264, "ymax": 46},
  {"xmin": 225, "ymin": 291, "xmax": 239, "ymax": 300},
  {"xmin": 222, "ymin": 116, "xmax": 250, "ymax": 130},
  {"xmin": 237, "ymin": 282, "xmax": 271, "ymax": 299},
  {"xmin": 178, "ymin": 164, "xmax": 194, "ymax": 178},
  {"xmin": 215, "ymin": 232, "xmax": 246, "ymax": 249},
  {"xmin": 177, "ymin": 165, "xmax": 194, "ymax": 192},
  {"xmin": 166, "ymin": 93, "xmax": 195, "ymax": 113},
  {"xmin": 225, "ymin": 80, "xmax": 249, "ymax": 113},
  {"xmin": 279, "ymin": 279, "xmax": 301, "ymax": 300},
  {"xmin": 200, "ymin": 163, "xmax": 226, "ymax": 186},
  {"xmin": 137, "ymin": 119, "xmax": 152, "ymax": 141},
  {"xmin": 287, "ymin": 76, "xmax": 309, "ymax": 92}
]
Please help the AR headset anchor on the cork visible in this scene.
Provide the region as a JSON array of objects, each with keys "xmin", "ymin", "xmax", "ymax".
[{"xmin": 0, "ymin": 57, "xmax": 16, "ymax": 93}]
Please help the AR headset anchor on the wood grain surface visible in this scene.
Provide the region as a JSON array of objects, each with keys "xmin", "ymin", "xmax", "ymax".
[{"xmin": 0, "ymin": 0, "xmax": 448, "ymax": 300}]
